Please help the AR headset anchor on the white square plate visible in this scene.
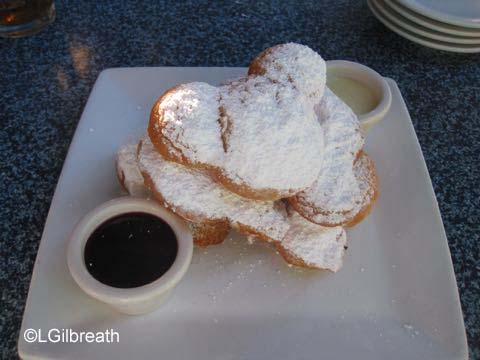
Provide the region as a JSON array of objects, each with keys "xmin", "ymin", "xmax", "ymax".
[{"xmin": 18, "ymin": 68, "xmax": 468, "ymax": 360}]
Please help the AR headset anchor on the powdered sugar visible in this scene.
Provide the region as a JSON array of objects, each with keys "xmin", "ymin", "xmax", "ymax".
[
  {"xmin": 119, "ymin": 43, "xmax": 378, "ymax": 270},
  {"xmin": 351, "ymin": 152, "xmax": 377, "ymax": 213},
  {"xmin": 291, "ymin": 88, "xmax": 365, "ymax": 225},
  {"xmin": 115, "ymin": 143, "xmax": 150, "ymax": 197},
  {"xmin": 316, "ymin": 88, "xmax": 364, "ymax": 157},
  {"xmin": 138, "ymin": 136, "xmax": 289, "ymax": 241},
  {"xmin": 219, "ymin": 76, "xmax": 324, "ymax": 193},
  {"xmin": 251, "ymin": 43, "xmax": 327, "ymax": 104},
  {"xmin": 126, "ymin": 136, "xmax": 351, "ymax": 270},
  {"xmin": 149, "ymin": 45, "xmax": 327, "ymax": 199},
  {"xmin": 154, "ymin": 82, "xmax": 224, "ymax": 165},
  {"xmin": 281, "ymin": 211, "xmax": 347, "ymax": 272}
]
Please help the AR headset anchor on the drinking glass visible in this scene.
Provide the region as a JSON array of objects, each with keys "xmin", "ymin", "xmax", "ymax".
[{"xmin": 0, "ymin": 0, "xmax": 55, "ymax": 38}]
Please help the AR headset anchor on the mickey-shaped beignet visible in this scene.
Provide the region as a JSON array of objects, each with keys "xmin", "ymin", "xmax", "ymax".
[
  {"xmin": 148, "ymin": 43, "xmax": 327, "ymax": 201},
  {"xmin": 117, "ymin": 43, "xmax": 381, "ymax": 272}
]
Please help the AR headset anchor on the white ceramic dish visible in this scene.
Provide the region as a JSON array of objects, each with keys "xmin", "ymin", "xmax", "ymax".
[
  {"xmin": 18, "ymin": 67, "xmax": 467, "ymax": 359},
  {"xmin": 67, "ymin": 197, "xmax": 194, "ymax": 315},
  {"xmin": 326, "ymin": 60, "xmax": 391, "ymax": 132},
  {"xmin": 398, "ymin": 0, "xmax": 480, "ymax": 29},
  {"xmin": 369, "ymin": 0, "xmax": 480, "ymax": 53},
  {"xmin": 385, "ymin": 0, "xmax": 480, "ymax": 38},
  {"xmin": 374, "ymin": 0, "xmax": 480, "ymax": 44}
]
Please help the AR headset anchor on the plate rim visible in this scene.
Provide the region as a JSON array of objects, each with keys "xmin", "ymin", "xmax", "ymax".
[
  {"xmin": 385, "ymin": 0, "xmax": 480, "ymax": 37},
  {"xmin": 374, "ymin": 0, "xmax": 480, "ymax": 44},
  {"xmin": 368, "ymin": 0, "xmax": 480, "ymax": 53},
  {"xmin": 17, "ymin": 68, "xmax": 469, "ymax": 360},
  {"xmin": 397, "ymin": 0, "xmax": 480, "ymax": 29}
]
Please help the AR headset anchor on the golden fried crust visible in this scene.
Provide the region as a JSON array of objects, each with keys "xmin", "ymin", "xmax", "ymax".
[
  {"xmin": 345, "ymin": 153, "xmax": 379, "ymax": 227},
  {"xmin": 274, "ymin": 238, "xmax": 339, "ymax": 270},
  {"xmin": 189, "ymin": 221, "xmax": 231, "ymax": 247},
  {"xmin": 288, "ymin": 152, "xmax": 379, "ymax": 227},
  {"xmin": 115, "ymin": 161, "xmax": 127, "ymax": 192},
  {"xmin": 274, "ymin": 242, "xmax": 308, "ymax": 267},
  {"xmin": 287, "ymin": 197, "xmax": 345, "ymax": 227},
  {"xmin": 210, "ymin": 170, "xmax": 288, "ymax": 201},
  {"xmin": 230, "ymin": 222, "xmax": 275, "ymax": 243},
  {"xmin": 248, "ymin": 45, "xmax": 283, "ymax": 77},
  {"xmin": 148, "ymin": 85, "xmax": 191, "ymax": 165}
]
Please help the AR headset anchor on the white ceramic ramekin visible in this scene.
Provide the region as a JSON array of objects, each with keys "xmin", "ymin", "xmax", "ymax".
[
  {"xmin": 67, "ymin": 197, "xmax": 193, "ymax": 315},
  {"xmin": 326, "ymin": 60, "xmax": 392, "ymax": 132}
]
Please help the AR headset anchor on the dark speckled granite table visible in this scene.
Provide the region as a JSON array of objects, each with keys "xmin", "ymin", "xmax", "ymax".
[{"xmin": 1, "ymin": 1, "xmax": 479, "ymax": 358}]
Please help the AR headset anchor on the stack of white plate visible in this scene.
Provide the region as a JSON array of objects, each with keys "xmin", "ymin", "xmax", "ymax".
[{"xmin": 368, "ymin": 0, "xmax": 480, "ymax": 53}]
